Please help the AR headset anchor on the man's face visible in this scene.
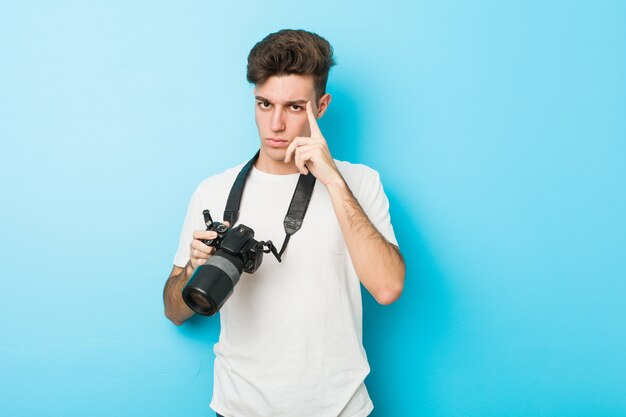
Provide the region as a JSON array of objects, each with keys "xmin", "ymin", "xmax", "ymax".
[{"xmin": 254, "ymin": 74, "xmax": 328, "ymax": 166}]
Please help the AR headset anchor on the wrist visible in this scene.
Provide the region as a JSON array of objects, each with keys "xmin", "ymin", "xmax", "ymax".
[{"xmin": 324, "ymin": 173, "xmax": 347, "ymax": 191}]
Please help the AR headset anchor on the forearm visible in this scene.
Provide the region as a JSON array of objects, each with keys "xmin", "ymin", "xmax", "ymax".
[
  {"xmin": 163, "ymin": 263, "xmax": 195, "ymax": 325},
  {"xmin": 326, "ymin": 177, "xmax": 406, "ymax": 305}
]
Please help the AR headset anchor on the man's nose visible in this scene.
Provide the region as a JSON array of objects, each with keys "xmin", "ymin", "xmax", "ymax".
[{"xmin": 270, "ymin": 107, "xmax": 285, "ymax": 132}]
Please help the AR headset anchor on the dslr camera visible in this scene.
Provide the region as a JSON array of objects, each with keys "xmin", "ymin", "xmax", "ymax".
[{"xmin": 182, "ymin": 210, "xmax": 279, "ymax": 316}]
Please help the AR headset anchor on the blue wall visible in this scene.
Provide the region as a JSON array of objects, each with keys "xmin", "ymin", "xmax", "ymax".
[{"xmin": 1, "ymin": 1, "xmax": 625, "ymax": 416}]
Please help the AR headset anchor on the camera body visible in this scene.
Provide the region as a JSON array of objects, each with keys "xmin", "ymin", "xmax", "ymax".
[
  {"xmin": 182, "ymin": 210, "xmax": 271, "ymax": 316},
  {"xmin": 202, "ymin": 219, "xmax": 229, "ymax": 247},
  {"xmin": 208, "ymin": 222, "xmax": 264, "ymax": 274},
  {"xmin": 203, "ymin": 221, "xmax": 264, "ymax": 274}
]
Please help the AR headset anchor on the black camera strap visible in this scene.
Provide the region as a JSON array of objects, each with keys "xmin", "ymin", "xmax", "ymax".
[{"xmin": 223, "ymin": 150, "xmax": 316, "ymax": 261}]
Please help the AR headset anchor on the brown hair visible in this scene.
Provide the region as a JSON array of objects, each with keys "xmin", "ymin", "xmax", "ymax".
[{"xmin": 247, "ymin": 29, "xmax": 336, "ymax": 100}]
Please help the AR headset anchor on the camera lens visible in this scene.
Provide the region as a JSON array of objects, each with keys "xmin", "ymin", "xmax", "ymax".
[
  {"xmin": 187, "ymin": 291, "xmax": 213, "ymax": 311},
  {"xmin": 182, "ymin": 251, "xmax": 243, "ymax": 316}
]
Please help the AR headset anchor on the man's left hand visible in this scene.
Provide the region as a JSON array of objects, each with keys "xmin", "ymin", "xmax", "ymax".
[{"xmin": 284, "ymin": 101, "xmax": 343, "ymax": 186}]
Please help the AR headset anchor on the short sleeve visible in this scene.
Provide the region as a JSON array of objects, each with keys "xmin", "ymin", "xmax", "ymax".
[
  {"xmin": 356, "ymin": 168, "xmax": 398, "ymax": 247},
  {"xmin": 172, "ymin": 186, "xmax": 206, "ymax": 267}
]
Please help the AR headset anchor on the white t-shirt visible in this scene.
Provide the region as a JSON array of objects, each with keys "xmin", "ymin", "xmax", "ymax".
[{"xmin": 174, "ymin": 160, "xmax": 398, "ymax": 417}]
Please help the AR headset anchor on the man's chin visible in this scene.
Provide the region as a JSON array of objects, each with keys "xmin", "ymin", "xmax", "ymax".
[{"xmin": 261, "ymin": 146, "xmax": 288, "ymax": 161}]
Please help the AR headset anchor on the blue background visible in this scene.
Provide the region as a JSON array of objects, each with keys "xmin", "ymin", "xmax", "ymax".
[{"xmin": 1, "ymin": 1, "xmax": 625, "ymax": 416}]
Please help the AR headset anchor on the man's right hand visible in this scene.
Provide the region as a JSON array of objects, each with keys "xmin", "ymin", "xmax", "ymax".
[
  {"xmin": 164, "ymin": 221, "xmax": 230, "ymax": 326},
  {"xmin": 187, "ymin": 221, "xmax": 230, "ymax": 274}
]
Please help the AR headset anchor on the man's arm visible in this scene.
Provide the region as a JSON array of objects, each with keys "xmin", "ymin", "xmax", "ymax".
[
  {"xmin": 285, "ymin": 101, "xmax": 405, "ymax": 304},
  {"xmin": 326, "ymin": 177, "xmax": 405, "ymax": 304},
  {"xmin": 163, "ymin": 228, "xmax": 223, "ymax": 325},
  {"xmin": 163, "ymin": 263, "xmax": 195, "ymax": 326}
]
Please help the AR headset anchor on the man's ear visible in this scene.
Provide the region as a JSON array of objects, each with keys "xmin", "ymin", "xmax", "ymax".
[{"xmin": 316, "ymin": 93, "xmax": 332, "ymax": 118}]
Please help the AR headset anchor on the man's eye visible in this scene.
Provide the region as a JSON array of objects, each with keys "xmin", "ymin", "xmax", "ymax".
[
  {"xmin": 258, "ymin": 101, "xmax": 271, "ymax": 109},
  {"xmin": 290, "ymin": 105, "xmax": 303, "ymax": 111}
]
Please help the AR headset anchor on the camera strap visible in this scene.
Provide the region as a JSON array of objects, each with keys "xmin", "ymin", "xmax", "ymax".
[{"xmin": 223, "ymin": 150, "xmax": 316, "ymax": 261}]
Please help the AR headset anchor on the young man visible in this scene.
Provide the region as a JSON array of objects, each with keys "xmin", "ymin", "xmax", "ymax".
[{"xmin": 163, "ymin": 29, "xmax": 405, "ymax": 417}]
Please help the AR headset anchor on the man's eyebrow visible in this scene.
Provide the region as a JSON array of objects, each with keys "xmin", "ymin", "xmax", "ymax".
[
  {"xmin": 254, "ymin": 96, "xmax": 307, "ymax": 106},
  {"xmin": 285, "ymin": 99, "xmax": 307, "ymax": 106}
]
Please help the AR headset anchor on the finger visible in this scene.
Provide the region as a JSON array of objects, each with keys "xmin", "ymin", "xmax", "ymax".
[
  {"xmin": 294, "ymin": 143, "xmax": 323, "ymax": 154},
  {"xmin": 297, "ymin": 149, "xmax": 315, "ymax": 164},
  {"xmin": 190, "ymin": 254, "xmax": 206, "ymax": 267},
  {"xmin": 193, "ymin": 230, "xmax": 218, "ymax": 240},
  {"xmin": 296, "ymin": 161, "xmax": 310, "ymax": 176},
  {"xmin": 190, "ymin": 240, "xmax": 215, "ymax": 255},
  {"xmin": 306, "ymin": 101, "xmax": 322, "ymax": 137},
  {"xmin": 190, "ymin": 248, "xmax": 202, "ymax": 259},
  {"xmin": 294, "ymin": 147, "xmax": 317, "ymax": 175},
  {"xmin": 285, "ymin": 137, "xmax": 306, "ymax": 163},
  {"xmin": 295, "ymin": 143, "xmax": 323, "ymax": 162},
  {"xmin": 294, "ymin": 152, "xmax": 309, "ymax": 175},
  {"xmin": 285, "ymin": 137, "xmax": 302, "ymax": 163},
  {"xmin": 192, "ymin": 257, "xmax": 208, "ymax": 269},
  {"xmin": 191, "ymin": 235, "xmax": 216, "ymax": 248}
]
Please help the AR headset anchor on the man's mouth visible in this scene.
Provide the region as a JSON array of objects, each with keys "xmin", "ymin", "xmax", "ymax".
[{"xmin": 266, "ymin": 138, "xmax": 289, "ymax": 148}]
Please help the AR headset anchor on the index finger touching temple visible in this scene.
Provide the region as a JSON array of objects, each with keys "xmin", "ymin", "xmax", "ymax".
[{"xmin": 306, "ymin": 101, "xmax": 322, "ymax": 137}]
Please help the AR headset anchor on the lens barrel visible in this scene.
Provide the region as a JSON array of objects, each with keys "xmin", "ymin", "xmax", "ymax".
[{"xmin": 182, "ymin": 251, "xmax": 243, "ymax": 316}]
